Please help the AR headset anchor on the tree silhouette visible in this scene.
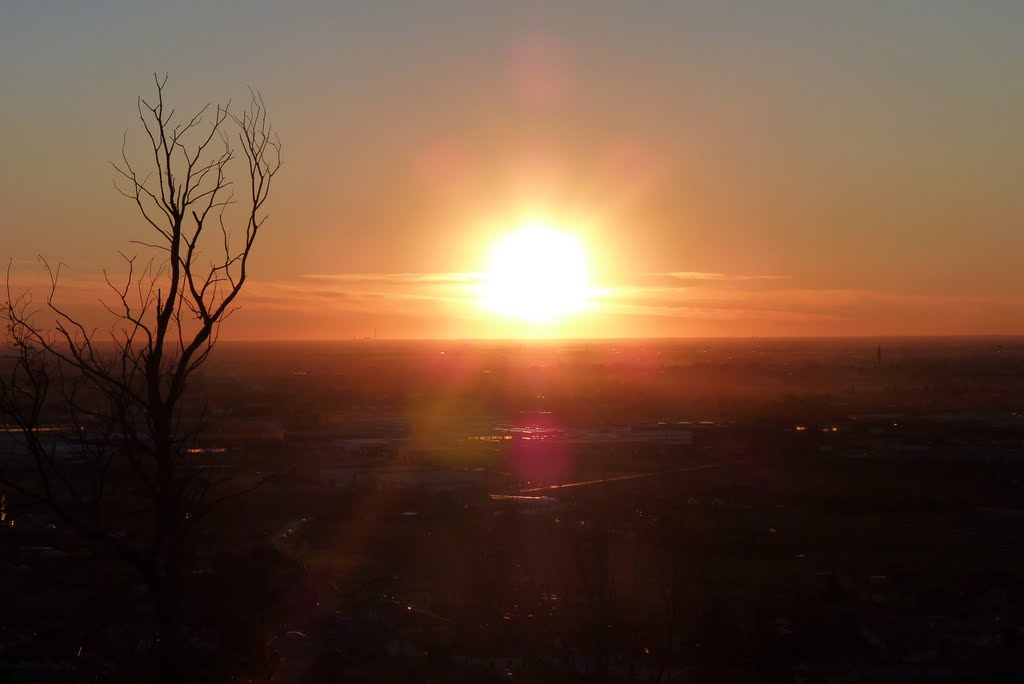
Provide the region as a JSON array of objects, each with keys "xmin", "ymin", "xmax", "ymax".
[{"xmin": 1, "ymin": 74, "xmax": 281, "ymax": 683}]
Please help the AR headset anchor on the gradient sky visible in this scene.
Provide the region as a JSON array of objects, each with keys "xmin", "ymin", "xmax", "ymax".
[{"xmin": 3, "ymin": 1, "xmax": 1024, "ymax": 338}]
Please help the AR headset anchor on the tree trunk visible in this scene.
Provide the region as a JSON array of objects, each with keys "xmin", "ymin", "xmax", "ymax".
[{"xmin": 153, "ymin": 572, "xmax": 184, "ymax": 684}]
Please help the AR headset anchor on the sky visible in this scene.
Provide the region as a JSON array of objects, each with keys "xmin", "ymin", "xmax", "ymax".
[{"xmin": 3, "ymin": 1, "xmax": 1024, "ymax": 339}]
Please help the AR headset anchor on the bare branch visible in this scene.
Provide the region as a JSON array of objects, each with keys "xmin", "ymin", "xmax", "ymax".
[{"xmin": 0, "ymin": 76, "xmax": 282, "ymax": 678}]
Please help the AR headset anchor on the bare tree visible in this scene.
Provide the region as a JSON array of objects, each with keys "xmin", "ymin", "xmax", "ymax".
[{"xmin": 1, "ymin": 74, "xmax": 281, "ymax": 683}]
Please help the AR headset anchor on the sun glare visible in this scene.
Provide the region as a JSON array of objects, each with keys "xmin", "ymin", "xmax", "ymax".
[{"xmin": 481, "ymin": 221, "xmax": 593, "ymax": 324}]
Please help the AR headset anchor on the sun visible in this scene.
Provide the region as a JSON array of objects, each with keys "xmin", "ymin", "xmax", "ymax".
[{"xmin": 480, "ymin": 221, "xmax": 593, "ymax": 324}]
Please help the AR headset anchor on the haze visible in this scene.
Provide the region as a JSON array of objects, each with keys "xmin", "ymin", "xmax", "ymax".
[{"xmin": 3, "ymin": 1, "xmax": 1024, "ymax": 338}]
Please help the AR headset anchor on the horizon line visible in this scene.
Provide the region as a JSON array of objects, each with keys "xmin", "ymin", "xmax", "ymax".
[{"xmin": 210, "ymin": 333, "xmax": 1024, "ymax": 344}]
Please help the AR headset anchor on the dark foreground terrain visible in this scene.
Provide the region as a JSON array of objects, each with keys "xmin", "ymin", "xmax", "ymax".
[{"xmin": 4, "ymin": 337, "xmax": 1024, "ymax": 682}]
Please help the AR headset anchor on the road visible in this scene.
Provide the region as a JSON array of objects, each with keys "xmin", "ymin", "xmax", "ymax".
[{"xmin": 517, "ymin": 463, "xmax": 720, "ymax": 494}]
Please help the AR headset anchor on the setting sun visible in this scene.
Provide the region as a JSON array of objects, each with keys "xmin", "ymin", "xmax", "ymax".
[{"xmin": 480, "ymin": 222, "xmax": 593, "ymax": 324}]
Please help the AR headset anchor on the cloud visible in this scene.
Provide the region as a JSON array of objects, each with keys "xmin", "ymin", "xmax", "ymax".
[
  {"xmin": 9, "ymin": 264, "xmax": 1024, "ymax": 338},
  {"xmin": 627, "ymin": 271, "xmax": 790, "ymax": 292},
  {"xmin": 596, "ymin": 277, "xmax": 1024, "ymax": 335},
  {"xmin": 300, "ymin": 272, "xmax": 483, "ymax": 284},
  {"xmin": 243, "ymin": 272, "xmax": 484, "ymax": 318},
  {"xmin": 654, "ymin": 271, "xmax": 788, "ymax": 282}
]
